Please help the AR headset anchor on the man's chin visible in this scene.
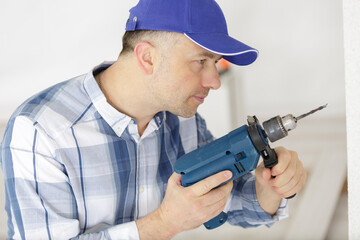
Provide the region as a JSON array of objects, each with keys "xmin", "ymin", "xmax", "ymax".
[
  {"xmin": 169, "ymin": 108, "xmax": 198, "ymax": 119},
  {"xmin": 179, "ymin": 112, "xmax": 197, "ymax": 118}
]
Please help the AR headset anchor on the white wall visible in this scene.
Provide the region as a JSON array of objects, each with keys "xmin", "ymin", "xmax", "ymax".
[
  {"xmin": 221, "ymin": 0, "xmax": 345, "ymax": 120},
  {"xmin": 343, "ymin": 0, "xmax": 360, "ymax": 239},
  {"xmin": 0, "ymin": 0, "xmax": 133, "ymax": 122}
]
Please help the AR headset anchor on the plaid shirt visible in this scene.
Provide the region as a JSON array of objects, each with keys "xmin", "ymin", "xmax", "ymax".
[{"xmin": 0, "ymin": 62, "xmax": 288, "ymax": 240}]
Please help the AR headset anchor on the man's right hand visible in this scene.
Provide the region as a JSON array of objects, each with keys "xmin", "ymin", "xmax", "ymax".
[{"xmin": 136, "ymin": 171, "xmax": 233, "ymax": 240}]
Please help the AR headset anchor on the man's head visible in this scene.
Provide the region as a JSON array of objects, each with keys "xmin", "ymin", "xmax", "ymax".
[
  {"xmin": 113, "ymin": 0, "xmax": 258, "ymax": 119},
  {"xmin": 148, "ymin": 33, "xmax": 222, "ymax": 118},
  {"xmin": 118, "ymin": 30, "xmax": 221, "ymax": 118}
]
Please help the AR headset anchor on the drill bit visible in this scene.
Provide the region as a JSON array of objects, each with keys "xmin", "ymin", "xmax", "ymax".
[
  {"xmin": 262, "ymin": 104, "xmax": 328, "ymax": 143},
  {"xmin": 296, "ymin": 104, "xmax": 328, "ymax": 121}
]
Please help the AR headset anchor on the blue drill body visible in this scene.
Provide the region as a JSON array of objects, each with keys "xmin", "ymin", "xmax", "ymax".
[
  {"xmin": 174, "ymin": 105, "xmax": 326, "ymax": 230},
  {"xmin": 174, "ymin": 116, "xmax": 276, "ymax": 230}
]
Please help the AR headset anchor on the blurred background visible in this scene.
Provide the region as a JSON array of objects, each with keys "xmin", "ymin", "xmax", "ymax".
[{"xmin": 0, "ymin": 0, "xmax": 347, "ymax": 239}]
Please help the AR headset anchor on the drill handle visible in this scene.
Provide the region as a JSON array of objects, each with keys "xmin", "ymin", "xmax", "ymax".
[
  {"xmin": 247, "ymin": 119, "xmax": 296, "ymax": 199},
  {"xmin": 267, "ymin": 147, "xmax": 296, "ymax": 199},
  {"xmin": 261, "ymin": 145, "xmax": 278, "ymax": 169},
  {"xmin": 203, "ymin": 211, "xmax": 228, "ymax": 230}
]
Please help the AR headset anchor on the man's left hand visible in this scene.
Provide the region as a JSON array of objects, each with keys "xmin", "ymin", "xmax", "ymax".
[{"xmin": 255, "ymin": 146, "xmax": 307, "ymax": 215}]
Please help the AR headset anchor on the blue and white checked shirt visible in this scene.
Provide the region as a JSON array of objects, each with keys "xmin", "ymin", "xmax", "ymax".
[{"xmin": 0, "ymin": 62, "xmax": 288, "ymax": 239}]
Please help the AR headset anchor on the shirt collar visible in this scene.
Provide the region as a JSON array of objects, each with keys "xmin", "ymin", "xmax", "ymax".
[{"xmin": 83, "ymin": 62, "xmax": 166, "ymax": 138}]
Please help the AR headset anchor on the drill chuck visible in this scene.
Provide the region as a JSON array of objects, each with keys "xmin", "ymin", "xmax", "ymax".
[
  {"xmin": 263, "ymin": 114, "xmax": 297, "ymax": 142},
  {"xmin": 262, "ymin": 104, "xmax": 327, "ymax": 143}
]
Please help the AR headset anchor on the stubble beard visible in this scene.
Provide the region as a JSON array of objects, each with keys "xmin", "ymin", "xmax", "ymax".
[
  {"xmin": 149, "ymin": 45, "xmax": 206, "ymax": 118},
  {"xmin": 150, "ymin": 58, "xmax": 198, "ymax": 118},
  {"xmin": 171, "ymin": 99, "xmax": 199, "ymax": 118},
  {"xmin": 156, "ymin": 91, "xmax": 199, "ymax": 118},
  {"xmin": 175, "ymin": 88, "xmax": 209, "ymax": 118}
]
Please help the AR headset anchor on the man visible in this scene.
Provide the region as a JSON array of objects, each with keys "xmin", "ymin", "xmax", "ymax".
[{"xmin": 0, "ymin": 0, "xmax": 306, "ymax": 239}]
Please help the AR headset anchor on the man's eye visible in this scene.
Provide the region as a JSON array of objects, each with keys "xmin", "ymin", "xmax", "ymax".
[{"xmin": 197, "ymin": 59, "xmax": 206, "ymax": 65}]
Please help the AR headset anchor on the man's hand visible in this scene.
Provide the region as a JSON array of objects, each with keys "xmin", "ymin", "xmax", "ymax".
[
  {"xmin": 255, "ymin": 146, "xmax": 307, "ymax": 215},
  {"xmin": 136, "ymin": 171, "xmax": 233, "ymax": 240}
]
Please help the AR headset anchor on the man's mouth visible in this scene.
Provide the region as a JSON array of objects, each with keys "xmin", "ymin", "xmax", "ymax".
[{"xmin": 193, "ymin": 95, "xmax": 207, "ymax": 103}]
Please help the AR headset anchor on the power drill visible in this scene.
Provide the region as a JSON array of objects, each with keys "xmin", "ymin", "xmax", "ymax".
[{"xmin": 174, "ymin": 104, "xmax": 327, "ymax": 230}]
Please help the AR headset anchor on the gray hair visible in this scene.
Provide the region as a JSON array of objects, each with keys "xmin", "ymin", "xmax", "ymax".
[{"xmin": 119, "ymin": 30, "xmax": 181, "ymax": 56}]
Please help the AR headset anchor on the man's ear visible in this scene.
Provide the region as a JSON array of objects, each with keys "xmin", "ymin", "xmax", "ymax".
[{"xmin": 134, "ymin": 41, "xmax": 155, "ymax": 75}]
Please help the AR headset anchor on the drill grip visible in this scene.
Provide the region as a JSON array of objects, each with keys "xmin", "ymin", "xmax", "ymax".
[
  {"xmin": 248, "ymin": 121, "xmax": 296, "ymax": 199},
  {"xmin": 267, "ymin": 147, "xmax": 296, "ymax": 199},
  {"xmin": 204, "ymin": 211, "xmax": 228, "ymax": 229}
]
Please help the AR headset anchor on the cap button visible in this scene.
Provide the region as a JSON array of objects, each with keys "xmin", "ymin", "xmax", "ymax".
[{"xmin": 133, "ymin": 16, "xmax": 137, "ymax": 22}]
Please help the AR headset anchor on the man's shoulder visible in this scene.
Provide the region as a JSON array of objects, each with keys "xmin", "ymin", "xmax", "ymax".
[{"xmin": 10, "ymin": 73, "xmax": 93, "ymax": 138}]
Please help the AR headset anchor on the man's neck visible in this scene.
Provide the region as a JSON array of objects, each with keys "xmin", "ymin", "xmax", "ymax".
[{"xmin": 95, "ymin": 59, "xmax": 159, "ymax": 137}]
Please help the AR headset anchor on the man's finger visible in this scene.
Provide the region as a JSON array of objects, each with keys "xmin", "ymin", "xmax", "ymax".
[
  {"xmin": 273, "ymin": 160, "xmax": 304, "ymax": 194},
  {"xmin": 272, "ymin": 147, "xmax": 292, "ymax": 176},
  {"xmin": 190, "ymin": 170, "xmax": 232, "ymax": 196},
  {"xmin": 201, "ymin": 181, "xmax": 233, "ymax": 207},
  {"xmin": 168, "ymin": 172, "xmax": 182, "ymax": 186},
  {"xmin": 281, "ymin": 168, "xmax": 307, "ymax": 198},
  {"xmin": 271, "ymin": 156, "xmax": 297, "ymax": 187}
]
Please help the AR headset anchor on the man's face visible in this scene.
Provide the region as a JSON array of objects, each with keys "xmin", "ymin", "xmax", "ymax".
[{"xmin": 150, "ymin": 35, "xmax": 222, "ymax": 118}]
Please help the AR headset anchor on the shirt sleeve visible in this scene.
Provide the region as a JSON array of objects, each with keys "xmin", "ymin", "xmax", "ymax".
[
  {"xmin": 224, "ymin": 173, "xmax": 289, "ymax": 228},
  {"xmin": 0, "ymin": 116, "xmax": 140, "ymax": 240}
]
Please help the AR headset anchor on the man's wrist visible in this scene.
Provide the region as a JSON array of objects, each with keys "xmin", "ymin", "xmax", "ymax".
[
  {"xmin": 136, "ymin": 209, "xmax": 178, "ymax": 240},
  {"xmin": 255, "ymin": 178, "xmax": 282, "ymax": 216}
]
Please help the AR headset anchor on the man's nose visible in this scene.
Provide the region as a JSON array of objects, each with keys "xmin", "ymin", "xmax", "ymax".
[{"xmin": 201, "ymin": 65, "xmax": 221, "ymax": 90}]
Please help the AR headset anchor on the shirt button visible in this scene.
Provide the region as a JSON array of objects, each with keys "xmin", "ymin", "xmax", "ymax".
[
  {"xmin": 156, "ymin": 116, "xmax": 161, "ymax": 124},
  {"xmin": 130, "ymin": 119, "xmax": 135, "ymax": 124},
  {"xmin": 139, "ymin": 186, "xmax": 144, "ymax": 193}
]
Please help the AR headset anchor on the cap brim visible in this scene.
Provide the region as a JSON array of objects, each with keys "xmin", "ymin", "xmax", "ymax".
[{"xmin": 184, "ymin": 33, "xmax": 258, "ymax": 66}]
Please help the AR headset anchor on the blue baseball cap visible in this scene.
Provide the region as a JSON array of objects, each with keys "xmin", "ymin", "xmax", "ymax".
[{"xmin": 126, "ymin": 0, "xmax": 258, "ymax": 66}]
